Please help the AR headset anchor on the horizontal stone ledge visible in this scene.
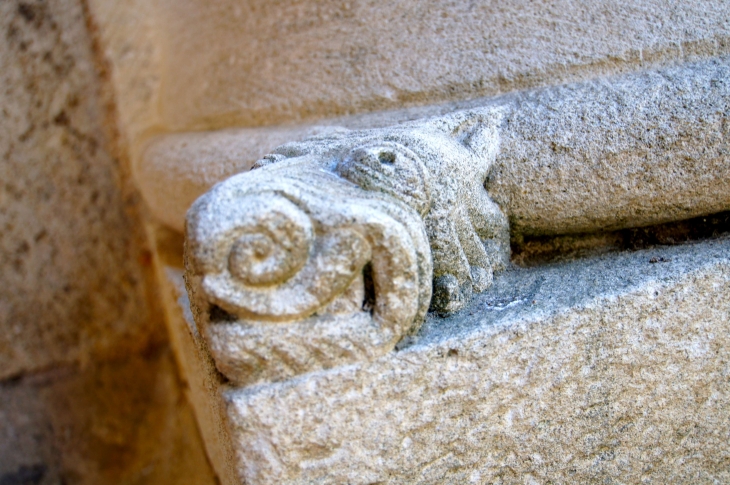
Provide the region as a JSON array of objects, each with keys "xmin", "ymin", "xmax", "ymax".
[
  {"xmin": 491, "ymin": 56, "xmax": 730, "ymax": 236},
  {"xmin": 137, "ymin": 56, "xmax": 730, "ymax": 236},
  {"xmin": 223, "ymin": 235, "xmax": 730, "ymax": 484}
]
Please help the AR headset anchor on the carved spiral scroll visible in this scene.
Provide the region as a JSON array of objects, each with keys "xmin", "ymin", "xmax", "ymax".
[
  {"xmin": 185, "ymin": 168, "xmax": 432, "ymax": 385},
  {"xmin": 187, "ymin": 193, "xmax": 372, "ymax": 322},
  {"xmin": 226, "ymin": 197, "xmax": 312, "ymax": 287}
]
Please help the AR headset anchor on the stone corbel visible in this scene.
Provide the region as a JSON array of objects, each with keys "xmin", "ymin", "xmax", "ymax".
[
  {"xmin": 177, "ymin": 57, "xmax": 730, "ymax": 392},
  {"xmin": 155, "ymin": 56, "xmax": 730, "ymax": 484},
  {"xmin": 184, "ymin": 110, "xmax": 511, "ymax": 386}
]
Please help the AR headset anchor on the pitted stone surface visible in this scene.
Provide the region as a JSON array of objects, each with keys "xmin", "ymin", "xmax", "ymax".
[
  {"xmin": 224, "ymin": 237, "xmax": 730, "ymax": 484},
  {"xmin": 0, "ymin": 0, "xmax": 160, "ymax": 379}
]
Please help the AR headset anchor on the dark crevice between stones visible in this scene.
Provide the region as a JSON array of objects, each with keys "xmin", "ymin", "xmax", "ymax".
[
  {"xmin": 511, "ymin": 210, "xmax": 730, "ymax": 267},
  {"xmin": 208, "ymin": 304, "xmax": 237, "ymax": 323},
  {"xmin": 361, "ymin": 262, "xmax": 376, "ymax": 314},
  {"xmin": 0, "ymin": 464, "xmax": 46, "ymax": 485}
]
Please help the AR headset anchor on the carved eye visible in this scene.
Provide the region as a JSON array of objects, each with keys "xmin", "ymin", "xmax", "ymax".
[
  {"xmin": 336, "ymin": 142, "xmax": 432, "ymax": 217},
  {"xmin": 378, "ymin": 151, "xmax": 396, "ymax": 164}
]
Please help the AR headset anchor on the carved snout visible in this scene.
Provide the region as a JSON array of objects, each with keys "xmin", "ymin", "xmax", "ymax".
[
  {"xmin": 185, "ymin": 162, "xmax": 433, "ymax": 328},
  {"xmin": 184, "ymin": 165, "xmax": 433, "ymax": 385},
  {"xmin": 187, "ymin": 192, "xmax": 376, "ymax": 322}
]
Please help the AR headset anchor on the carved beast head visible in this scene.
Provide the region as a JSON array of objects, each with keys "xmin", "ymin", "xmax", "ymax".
[{"xmin": 184, "ymin": 109, "xmax": 508, "ymax": 385}]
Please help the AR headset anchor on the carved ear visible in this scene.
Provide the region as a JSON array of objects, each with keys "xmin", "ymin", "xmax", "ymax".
[{"xmin": 440, "ymin": 110, "xmax": 503, "ymax": 160}]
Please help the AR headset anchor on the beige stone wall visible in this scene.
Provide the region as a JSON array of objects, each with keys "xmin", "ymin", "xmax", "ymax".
[
  {"xmin": 0, "ymin": 348, "xmax": 215, "ymax": 485},
  {"xmin": 85, "ymin": 0, "xmax": 164, "ymax": 153},
  {"xmin": 0, "ymin": 0, "xmax": 155, "ymax": 380},
  {"xmin": 155, "ymin": 0, "xmax": 729, "ymax": 131},
  {"xmin": 0, "ymin": 0, "xmax": 214, "ymax": 483},
  {"xmin": 81, "ymin": 0, "xmax": 730, "ymax": 144}
]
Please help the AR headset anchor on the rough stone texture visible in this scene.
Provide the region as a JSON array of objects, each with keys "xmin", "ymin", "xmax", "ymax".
[
  {"xmin": 76, "ymin": 2, "xmax": 730, "ymax": 484},
  {"xmin": 151, "ymin": 226, "xmax": 240, "ymax": 485},
  {"xmin": 0, "ymin": 346, "xmax": 217, "ymax": 485},
  {"xmin": 0, "ymin": 0, "xmax": 162, "ymax": 379},
  {"xmin": 490, "ymin": 56, "xmax": 730, "ymax": 236},
  {"xmin": 184, "ymin": 111, "xmax": 510, "ymax": 386},
  {"xmin": 224, "ymin": 236, "xmax": 730, "ymax": 484},
  {"xmin": 139, "ymin": 57, "xmax": 730, "ymax": 238},
  {"xmin": 155, "ymin": 0, "xmax": 730, "ymax": 131},
  {"xmin": 0, "ymin": 0, "xmax": 216, "ymax": 482}
]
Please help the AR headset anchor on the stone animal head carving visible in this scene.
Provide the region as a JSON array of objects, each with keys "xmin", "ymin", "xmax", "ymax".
[
  {"xmin": 270, "ymin": 110, "xmax": 510, "ymax": 311},
  {"xmin": 184, "ymin": 109, "xmax": 509, "ymax": 385}
]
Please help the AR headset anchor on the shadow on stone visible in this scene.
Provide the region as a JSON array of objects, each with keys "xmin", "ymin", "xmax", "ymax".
[
  {"xmin": 0, "ymin": 464, "xmax": 46, "ymax": 485},
  {"xmin": 513, "ymin": 210, "xmax": 730, "ymax": 267}
]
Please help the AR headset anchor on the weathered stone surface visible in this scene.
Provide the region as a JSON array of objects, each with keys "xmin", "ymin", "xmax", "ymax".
[
  {"xmin": 0, "ymin": 0, "xmax": 161, "ymax": 378},
  {"xmin": 184, "ymin": 110, "xmax": 510, "ymax": 386},
  {"xmin": 224, "ymin": 236, "xmax": 730, "ymax": 484},
  {"xmin": 490, "ymin": 57, "xmax": 730, "ymax": 236},
  {"xmin": 154, "ymin": 0, "xmax": 730, "ymax": 131},
  {"xmin": 0, "ymin": 1, "xmax": 216, "ymax": 482},
  {"xmin": 141, "ymin": 57, "xmax": 730, "ymax": 239}
]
